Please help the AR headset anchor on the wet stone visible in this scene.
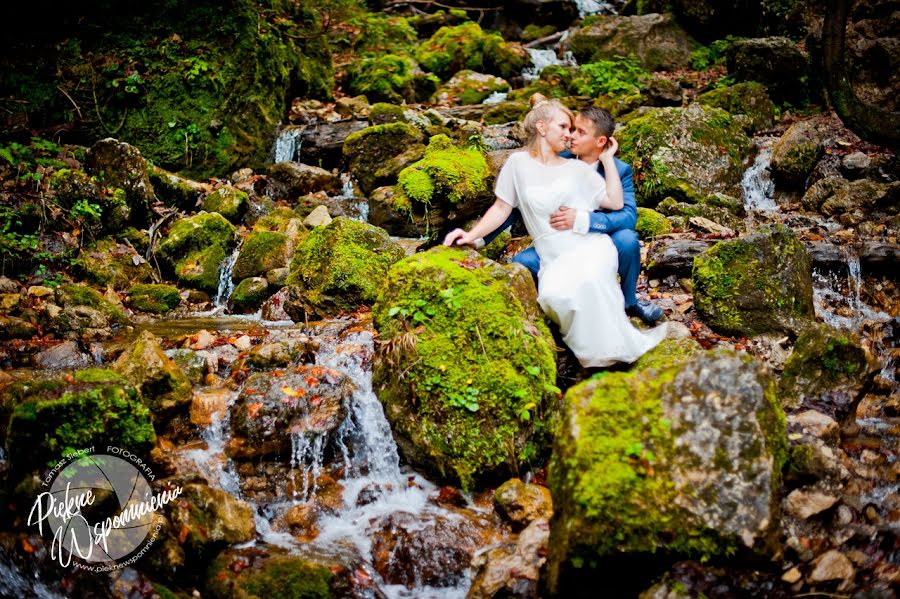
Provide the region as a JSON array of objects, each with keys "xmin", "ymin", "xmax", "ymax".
[{"xmin": 808, "ymin": 549, "xmax": 855, "ymax": 583}]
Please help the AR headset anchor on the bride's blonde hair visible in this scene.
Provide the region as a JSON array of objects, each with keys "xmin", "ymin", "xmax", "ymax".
[{"xmin": 522, "ymin": 93, "xmax": 573, "ymax": 152}]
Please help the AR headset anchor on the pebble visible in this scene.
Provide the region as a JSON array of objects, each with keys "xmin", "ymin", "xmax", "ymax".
[
  {"xmin": 784, "ymin": 489, "xmax": 840, "ymax": 520},
  {"xmin": 835, "ymin": 505, "xmax": 854, "ymax": 526},
  {"xmin": 27, "ymin": 285, "xmax": 54, "ymax": 297},
  {"xmin": 782, "ymin": 566, "xmax": 802, "ymax": 583},
  {"xmin": 808, "ymin": 550, "xmax": 855, "ymax": 583},
  {"xmin": 233, "ymin": 335, "xmax": 252, "ymax": 351},
  {"xmin": 190, "ymin": 329, "xmax": 216, "ymax": 350},
  {"xmin": 788, "ymin": 409, "xmax": 839, "ymax": 443},
  {"xmin": 303, "ymin": 205, "xmax": 333, "ymax": 228}
]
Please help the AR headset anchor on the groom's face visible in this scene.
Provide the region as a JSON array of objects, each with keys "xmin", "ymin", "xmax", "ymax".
[{"xmin": 569, "ymin": 115, "xmax": 607, "ymax": 158}]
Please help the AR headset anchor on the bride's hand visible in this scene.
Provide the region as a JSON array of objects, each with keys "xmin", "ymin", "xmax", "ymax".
[{"xmin": 443, "ymin": 228, "xmax": 477, "ymax": 247}]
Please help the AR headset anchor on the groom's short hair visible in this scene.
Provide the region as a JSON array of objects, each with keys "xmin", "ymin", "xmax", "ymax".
[{"xmin": 580, "ymin": 107, "xmax": 615, "ymax": 139}]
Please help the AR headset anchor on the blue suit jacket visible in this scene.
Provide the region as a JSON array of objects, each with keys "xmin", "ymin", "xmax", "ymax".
[{"xmin": 484, "ymin": 152, "xmax": 637, "ymax": 244}]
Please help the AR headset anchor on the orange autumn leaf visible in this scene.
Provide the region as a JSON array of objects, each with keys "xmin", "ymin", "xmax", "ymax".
[
  {"xmin": 272, "ymin": 369, "xmax": 285, "ymax": 377},
  {"xmin": 305, "ymin": 376, "xmax": 319, "ymax": 387},
  {"xmin": 247, "ymin": 403, "xmax": 263, "ymax": 419},
  {"xmin": 178, "ymin": 525, "xmax": 190, "ymax": 543},
  {"xmin": 21, "ymin": 538, "xmax": 35, "ymax": 553},
  {"xmin": 282, "ymin": 385, "xmax": 305, "ymax": 398}
]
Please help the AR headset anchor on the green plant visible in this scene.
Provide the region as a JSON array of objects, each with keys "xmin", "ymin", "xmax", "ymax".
[
  {"xmin": 71, "ymin": 198, "xmax": 102, "ymax": 222},
  {"xmin": 572, "ymin": 56, "xmax": 650, "ymax": 97}
]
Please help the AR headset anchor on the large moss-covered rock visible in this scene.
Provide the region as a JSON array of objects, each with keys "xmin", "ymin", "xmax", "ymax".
[
  {"xmin": 200, "ymin": 186, "xmax": 249, "ymax": 224},
  {"xmin": 343, "ymin": 122, "xmax": 425, "ymax": 196},
  {"xmin": 157, "ymin": 212, "xmax": 237, "ymax": 293},
  {"xmin": 618, "ymin": 103, "xmax": 754, "ymax": 206},
  {"xmin": 4, "ymin": 368, "xmax": 156, "ymax": 474},
  {"xmin": 205, "ymin": 549, "xmax": 334, "ymax": 599},
  {"xmin": 770, "ymin": 117, "xmax": 828, "ymax": 187},
  {"xmin": 127, "ymin": 284, "xmax": 181, "ymax": 314},
  {"xmin": 384, "ymin": 135, "xmax": 494, "ymax": 239},
  {"xmin": 727, "ymin": 37, "xmax": 810, "ymax": 105},
  {"xmin": 113, "ymin": 330, "xmax": 192, "ymax": 415},
  {"xmin": 635, "ymin": 207, "xmax": 673, "ymax": 239},
  {"xmin": 563, "ymin": 13, "xmax": 692, "ymax": 71},
  {"xmin": 415, "ymin": 22, "xmax": 528, "ymax": 81},
  {"xmin": 50, "ymin": 283, "xmax": 130, "ymax": 337},
  {"xmin": 546, "ymin": 350, "xmax": 786, "ymax": 593},
  {"xmin": 696, "ymin": 82, "xmax": 776, "ymax": 133},
  {"xmin": 433, "ymin": 70, "xmax": 510, "ymax": 106},
  {"xmin": 692, "ymin": 225, "xmax": 814, "ymax": 337},
  {"xmin": 149, "ymin": 164, "xmax": 206, "ymax": 210},
  {"xmin": 284, "ymin": 218, "xmax": 404, "ymax": 320},
  {"xmin": 232, "ymin": 231, "xmax": 289, "ymax": 281},
  {"xmin": 346, "ymin": 54, "xmax": 439, "ymax": 104},
  {"xmin": 372, "ymin": 247, "xmax": 558, "ymax": 490},
  {"xmin": 73, "ymin": 239, "xmax": 155, "ymax": 290},
  {"xmin": 780, "ymin": 323, "xmax": 876, "ymax": 422},
  {"xmin": 229, "ymin": 277, "xmax": 271, "ymax": 313},
  {"xmin": 227, "ymin": 367, "xmax": 352, "ymax": 460},
  {"xmin": 85, "ymin": 138, "xmax": 155, "ymax": 226}
]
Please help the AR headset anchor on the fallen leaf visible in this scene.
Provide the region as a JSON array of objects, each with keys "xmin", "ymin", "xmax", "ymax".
[
  {"xmin": 247, "ymin": 403, "xmax": 263, "ymax": 419},
  {"xmin": 282, "ymin": 385, "xmax": 306, "ymax": 398},
  {"xmin": 178, "ymin": 525, "xmax": 190, "ymax": 544}
]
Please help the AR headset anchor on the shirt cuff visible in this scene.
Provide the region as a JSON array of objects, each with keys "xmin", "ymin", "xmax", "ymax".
[{"xmin": 573, "ymin": 210, "xmax": 590, "ymax": 235}]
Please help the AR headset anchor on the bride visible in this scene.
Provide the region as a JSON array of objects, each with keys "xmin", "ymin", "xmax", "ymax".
[{"xmin": 443, "ymin": 96, "xmax": 666, "ymax": 367}]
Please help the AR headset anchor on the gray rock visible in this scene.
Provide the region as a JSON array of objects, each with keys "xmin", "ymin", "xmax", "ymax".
[
  {"xmin": 841, "ymin": 151, "xmax": 871, "ymax": 178},
  {"xmin": 299, "ymin": 118, "xmax": 369, "ymax": 172},
  {"xmin": 85, "ymin": 138, "xmax": 154, "ymax": 226},
  {"xmin": 788, "ymin": 410, "xmax": 839, "ymax": 444},
  {"xmin": 784, "ymin": 488, "xmax": 840, "ymax": 520},
  {"xmin": 267, "ymin": 161, "xmax": 341, "ymax": 199},
  {"xmin": 770, "ymin": 117, "xmax": 828, "ymax": 187},
  {"xmin": 33, "ymin": 341, "xmax": 91, "ymax": 370},
  {"xmin": 0, "ymin": 276, "xmax": 18, "ymax": 293},
  {"xmin": 467, "ymin": 518, "xmax": 549, "ymax": 599},
  {"xmin": 302, "ymin": 205, "xmax": 332, "ymax": 228},
  {"xmin": 808, "ymin": 549, "xmax": 855, "ymax": 583}
]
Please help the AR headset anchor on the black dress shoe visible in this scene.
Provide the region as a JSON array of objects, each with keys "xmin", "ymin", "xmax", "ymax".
[{"xmin": 625, "ymin": 300, "xmax": 664, "ymax": 324}]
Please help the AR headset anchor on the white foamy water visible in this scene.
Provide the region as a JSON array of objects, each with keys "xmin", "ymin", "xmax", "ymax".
[
  {"xmin": 482, "ymin": 91, "xmax": 509, "ymax": 104},
  {"xmin": 183, "ymin": 389, "xmax": 242, "ymax": 496},
  {"xmin": 812, "ymin": 248, "xmax": 890, "ymax": 331},
  {"xmin": 574, "ymin": 0, "xmax": 616, "ymax": 16},
  {"xmin": 272, "ymin": 125, "xmax": 304, "ymax": 163},
  {"xmin": 742, "ymin": 137, "xmax": 778, "ymax": 214},
  {"xmin": 522, "ymin": 48, "xmax": 578, "ymax": 82}
]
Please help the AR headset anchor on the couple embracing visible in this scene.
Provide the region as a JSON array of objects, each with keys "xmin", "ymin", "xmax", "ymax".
[{"xmin": 444, "ymin": 95, "xmax": 667, "ymax": 368}]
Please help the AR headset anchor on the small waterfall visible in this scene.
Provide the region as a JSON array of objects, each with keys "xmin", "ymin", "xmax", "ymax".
[
  {"xmin": 290, "ymin": 432, "xmax": 327, "ymax": 500},
  {"xmin": 573, "ymin": 0, "xmax": 617, "ymax": 17},
  {"xmin": 742, "ymin": 137, "xmax": 778, "ymax": 215},
  {"xmin": 272, "ymin": 126, "xmax": 304, "ymax": 163},
  {"xmin": 330, "ymin": 173, "xmax": 369, "ymax": 223},
  {"xmin": 522, "ymin": 48, "xmax": 578, "ymax": 82},
  {"xmin": 482, "ymin": 91, "xmax": 508, "ymax": 104},
  {"xmin": 812, "ymin": 246, "xmax": 889, "ymax": 331},
  {"xmin": 183, "ymin": 389, "xmax": 242, "ymax": 496},
  {"xmin": 214, "ymin": 244, "xmax": 241, "ymax": 308}
]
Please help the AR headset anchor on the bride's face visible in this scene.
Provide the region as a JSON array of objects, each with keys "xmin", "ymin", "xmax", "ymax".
[{"xmin": 541, "ymin": 110, "xmax": 572, "ymax": 153}]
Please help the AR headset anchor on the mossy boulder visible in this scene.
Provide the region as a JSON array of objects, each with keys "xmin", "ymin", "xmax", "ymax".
[
  {"xmin": 267, "ymin": 162, "xmax": 341, "ymax": 200},
  {"xmin": 656, "ymin": 197, "xmax": 744, "ymax": 232},
  {"xmin": 284, "ymin": 217, "xmax": 405, "ymax": 320},
  {"xmin": 727, "ymin": 37, "xmax": 810, "ymax": 106},
  {"xmin": 372, "ymin": 246, "xmax": 558, "ymax": 490},
  {"xmin": 343, "ymin": 122, "xmax": 426, "ymax": 195},
  {"xmin": 73, "ymin": 239, "xmax": 155, "ymax": 290},
  {"xmin": 770, "ymin": 117, "xmax": 827, "ymax": 187},
  {"xmin": 4, "ymin": 368, "xmax": 155, "ymax": 474},
  {"xmin": 696, "ymin": 82, "xmax": 776, "ymax": 133},
  {"xmin": 166, "ymin": 483, "xmax": 255, "ymax": 554},
  {"xmin": 692, "ymin": 225, "xmax": 814, "ymax": 337},
  {"xmin": 433, "ymin": 70, "xmax": 510, "ymax": 106},
  {"xmin": 157, "ymin": 212, "xmax": 237, "ymax": 293},
  {"xmin": 229, "ymin": 277, "xmax": 271, "ymax": 313},
  {"xmin": 232, "ymin": 231, "xmax": 289, "ymax": 281},
  {"xmin": 113, "ymin": 330, "xmax": 192, "ymax": 416},
  {"xmin": 563, "ymin": 13, "xmax": 692, "ymax": 71},
  {"xmin": 370, "ymin": 102, "xmax": 408, "ymax": 124},
  {"xmin": 387, "ymin": 134, "xmax": 494, "ymax": 239},
  {"xmin": 205, "ymin": 549, "xmax": 334, "ymax": 599},
  {"xmin": 780, "ymin": 323, "xmax": 876, "ymax": 423},
  {"xmin": 51, "ymin": 283, "xmax": 130, "ymax": 335},
  {"xmin": 546, "ymin": 350, "xmax": 786, "ymax": 593},
  {"xmin": 85, "ymin": 138, "xmax": 155, "ymax": 226},
  {"xmin": 635, "ymin": 207, "xmax": 673, "ymax": 239},
  {"xmin": 228, "ymin": 367, "xmax": 352, "ymax": 460},
  {"xmin": 346, "ymin": 54, "xmax": 439, "ymax": 104},
  {"xmin": 49, "ymin": 168, "xmax": 103, "ymax": 209},
  {"xmin": 617, "ymin": 103, "xmax": 754, "ymax": 206},
  {"xmin": 483, "ymin": 100, "xmax": 530, "ymax": 125},
  {"xmin": 201, "ymin": 187, "xmax": 249, "ymax": 224},
  {"xmin": 149, "ymin": 164, "xmax": 206, "ymax": 210},
  {"xmin": 415, "ymin": 22, "xmax": 528, "ymax": 81},
  {"xmin": 127, "ymin": 284, "xmax": 181, "ymax": 314}
]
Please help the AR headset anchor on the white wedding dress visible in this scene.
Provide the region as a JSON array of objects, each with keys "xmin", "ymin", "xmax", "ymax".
[{"xmin": 495, "ymin": 152, "xmax": 667, "ymax": 367}]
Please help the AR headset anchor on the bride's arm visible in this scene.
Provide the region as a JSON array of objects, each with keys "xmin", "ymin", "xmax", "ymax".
[{"xmin": 443, "ymin": 198, "xmax": 514, "ymax": 246}]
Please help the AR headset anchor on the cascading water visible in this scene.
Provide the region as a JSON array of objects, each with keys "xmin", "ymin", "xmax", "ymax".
[
  {"xmin": 741, "ymin": 137, "xmax": 778, "ymax": 216},
  {"xmin": 573, "ymin": 0, "xmax": 618, "ymax": 16},
  {"xmin": 213, "ymin": 244, "xmax": 241, "ymax": 309},
  {"xmin": 812, "ymin": 246, "xmax": 889, "ymax": 332},
  {"xmin": 522, "ymin": 48, "xmax": 578, "ymax": 82},
  {"xmin": 272, "ymin": 125, "xmax": 304, "ymax": 163}
]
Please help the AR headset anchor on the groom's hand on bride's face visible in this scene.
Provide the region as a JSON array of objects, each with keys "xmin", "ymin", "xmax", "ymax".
[{"xmin": 549, "ymin": 206, "xmax": 576, "ymax": 230}]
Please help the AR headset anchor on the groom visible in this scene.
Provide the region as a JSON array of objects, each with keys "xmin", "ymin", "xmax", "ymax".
[{"xmin": 477, "ymin": 106, "xmax": 663, "ymax": 324}]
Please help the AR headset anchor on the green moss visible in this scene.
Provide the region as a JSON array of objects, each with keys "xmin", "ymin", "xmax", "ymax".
[
  {"xmin": 230, "ymin": 277, "xmax": 271, "ymax": 312},
  {"xmin": 6, "ymin": 370, "xmax": 156, "ymax": 472},
  {"xmin": 343, "ymin": 122, "xmax": 425, "ymax": 195},
  {"xmin": 158, "ymin": 212, "xmax": 236, "ymax": 292},
  {"xmin": 346, "ymin": 54, "xmax": 423, "ymax": 105},
  {"xmin": 370, "ymin": 102, "xmax": 408, "ymax": 125},
  {"xmin": 635, "ymin": 207, "xmax": 673, "ymax": 239},
  {"xmin": 372, "ymin": 247, "xmax": 558, "ymax": 490},
  {"xmin": 127, "ymin": 284, "xmax": 181, "ymax": 313},
  {"xmin": 73, "ymin": 239, "xmax": 155, "ymax": 289},
  {"xmin": 632, "ymin": 338, "xmax": 702, "ymax": 372},
  {"xmin": 286, "ymin": 217, "xmax": 405, "ymax": 317},
  {"xmin": 482, "ymin": 101, "xmax": 529, "ymax": 125},
  {"xmin": 696, "ymin": 82, "xmax": 775, "ymax": 133},
  {"xmin": 56, "ymin": 283, "xmax": 129, "ymax": 325},
  {"xmin": 201, "ymin": 187, "xmax": 249, "ymax": 224},
  {"xmin": 206, "ymin": 554, "xmax": 333, "ymax": 599},
  {"xmin": 434, "ymin": 70, "xmax": 510, "ymax": 105},
  {"xmin": 415, "ymin": 22, "xmax": 526, "ymax": 81},
  {"xmin": 233, "ymin": 231, "xmax": 288, "ymax": 280}
]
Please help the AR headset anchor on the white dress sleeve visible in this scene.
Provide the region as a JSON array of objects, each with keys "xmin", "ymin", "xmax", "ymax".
[{"xmin": 494, "ymin": 153, "xmax": 520, "ymax": 208}]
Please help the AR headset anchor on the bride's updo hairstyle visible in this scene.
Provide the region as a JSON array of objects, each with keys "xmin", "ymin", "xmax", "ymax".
[{"xmin": 522, "ymin": 93, "xmax": 573, "ymax": 151}]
